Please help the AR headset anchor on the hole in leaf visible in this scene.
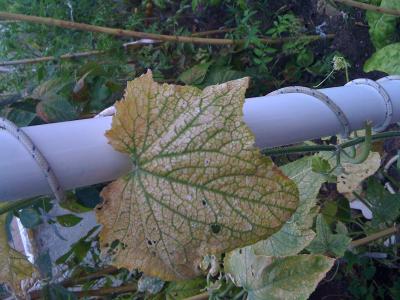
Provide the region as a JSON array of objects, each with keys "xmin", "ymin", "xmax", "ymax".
[{"xmin": 210, "ymin": 223, "xmax": 221, "ymax": 234}]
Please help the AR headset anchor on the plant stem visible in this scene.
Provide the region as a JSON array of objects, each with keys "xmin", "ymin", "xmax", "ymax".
[
  {"xmin": 333, "ymin": 0, "xmax": 400, "ymax": 17},
  {"xmin": 350, "ymin": 225, "xmax": 399, "ymax": 247},
  {"xmin": 0, "ymin": 196, "xmax": 45, "ymax": 215},
  {"xmin": 191, "ymin": 27, "xmax": 235, "ymax": 36},
  {"xmin": 0, "ymin": 50, "xmax": 103, "ymax": 66},
  {"xmin": 184, "ymin": 292, "xmax": 209, "ymax": 300},
  {"xmin": 262, "ymin": 131, "xmax": 400, "ymax": 156},
  {"xmin": 62, "ymin": 266, "xmax": 119, "ymax": 287},
  {"xmin": 30, "ymin": 283, "xmax": 136, "ymax": 299},
  {"xmin": 0, "ymin": 12, "xmax": 334, "ymax": 46}
]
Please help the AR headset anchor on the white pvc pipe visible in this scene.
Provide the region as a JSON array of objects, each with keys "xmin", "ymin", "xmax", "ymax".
[{"xmin": 1, "ymin": 78, "xmax": 399, "ymax": 201}]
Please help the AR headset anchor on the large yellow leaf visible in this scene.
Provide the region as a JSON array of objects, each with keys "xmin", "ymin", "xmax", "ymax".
[
  {"xmin": 0, "ymin": 212, "xmax": 36, "ymax": 297},
  {"xmin": 96, "ymin": 71, "xmax": 298, "ymax": 280}
]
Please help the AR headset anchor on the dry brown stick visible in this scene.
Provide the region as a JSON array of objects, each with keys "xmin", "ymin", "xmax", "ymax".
[
  {"xmin": 0, "ymin": 12, "xmax": 239, "ymax": 45},
  {"xmin": 0, "ymin": 12, "xmax": 334, "ymax": 46},
  {"xmin": 350, "ymin": 225, "xmax": 399, "ymax": 248},
  {"xmin": 191, "ymin": 28, "xmax": 235, "ymax": 37},
  {"xmin": 0, "ymin": 50, "xmax": 103, "ymax": 66},
  {"xmin": 61, "ymin": 266, "xmax": 119, "ymax": 287},
  {"xmin": 74, "ymin": 284, "xmax": 136, "ymax": 298},
  {"xmin": 30, "ymin": 283, "xmax": 136, "ymax": 299},
  {"xmin": 333, "ymin": 0, "xmax": 400, "ymax": 17},
  {"xmin": 0, "ymin": 33, "xmax": 334, "ymax": 67}
]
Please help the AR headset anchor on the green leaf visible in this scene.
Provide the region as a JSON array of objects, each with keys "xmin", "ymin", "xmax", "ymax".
[
  {"xmin": 252, "ymin": 156, "xmax": 327, "ymax": 256},
  {"xmin": 75, "ymin": 187, "xmax": 102, "ymax": 208},
  {"xmin": 36, "ymin": 96, "xmax": 80, "ymax": 123},
  {"xmin": 30, "ymin": 79, "xmax": 68, "ymax": 102},
  {"xmin": 178, "ymin": 62, "xmax": 212, "ymax": 85},
  {"xmin": 296, "ymin": 49, "xmax": 314, "ymax": 67},
  {"xmin": 96, "ymin": 71, "xmax": 298, "ymax": 281},
  {"xmin": 366, "ymin": 0, "xmax": 400, "ymax": 49},
  {"xmin": 5, "ymin": 109, "xmax": 36, "ymax": 127},
  {"xmin": 60, "ymin": 192, "xmax": 92, "ymax": 213},
  {"xmin": 364, "ymin": 43, "xmax": 400, "ymax": 74},
  {"xmin": 225, "ymin": 247, "xmax": 335, "ymax": 300},
  {"xmin": 89, "ymin": 81, "xmax": 112, "ymax": 112},
  {"xmin": 321, "ymin": 201, "xmax": 338, "ymax": 225},
  {"xmin": 365, "ymin": 178, "xmax": 400, "ymax": 227},
  {"xmin": 19, "ymin": 208, "xmax": 42, "ymax": 229},
  {"xmin": 307, "ymin": 214, "xmax": 351, "ymax": 257},
  {"xmin": 72, "ymin": 241, "xmax": 91, "ymax": 262},
  {"xmin": 311, "ymin": 156, "xmax": 331, "ymax": 174},
  {"xmin": 336, "ymin": 197, "xmax": 351, "ymax": 223},
  {"xmin": 162, "ymin": 277, "xmax": 206, "ymax": 300},
  {"xmin": 56, "ymin": 214, "xmax": 83, "ymax": 227},
  {"xmin": 202, "ymin": 66, "xmax": 244, "ymax": 87}
]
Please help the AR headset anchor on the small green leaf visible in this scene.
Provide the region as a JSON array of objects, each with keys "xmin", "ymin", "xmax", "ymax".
[
  {"xmin": 336, "ymin": 197, "xmax": 351, "ymax": 223},
  {"xmin": 365, "ymin": 178, "xmax": 400, "ymax": 227},
  {"xmin": 5, "ymin": 109, "xmax": 36, "ymax": 127},
  {"xmin": 364, "ymin": 43, "xmax": 400, "ymax": 74},
  {"xmin": 36, "ymin": 96, "xmax": 80, "ymax": 123},
  {"xmin": 89, "ymin": 82, "xmax": 112, "ymax": 111},
  {"xmin": 72, "ymin": 241, "xmax": 91, "ymax": 262},
  {"xmin": 311, "ymin": 156, "xmax": 331, "ymax": 174},
  {"xmin": 178, "ymin": 62, "xmax": 212, "ymax": 85},
  {"xmin": 60, "ymin": 192, "xmax": 92, "ymax": 213},
  {"xmin": 75, "ymin": 187, "xmax": 102, "ymax": 208},
  {"xmin": 253, "ymin": 48, "xmax": 264, "ymax": 57},
  {"xmin": 202, "ymin": 66, "xmax": 244, "ymax": 87},
  {"xmin": 19, "ymin": 208, "xmax": 42, "ymax": 229},
  {"xmin": 307, "ymin": 214, "xmax": 351, "ymax": 257},
  {"xmin": 296, "ymin": 49, "xmax": 314, "ymax": 67},
  {"xmin": 225, "ymin": 247, "xmax": 335, "ymax": 300},
  {"xmin": 56, "ymin": 214, "xmax": 83, "ymax": 227},
  {"xmin": 335, "ymin": 221, "xmax": 348, "ymax": 236},
  {"xmin": 163, "ymin": 277, "xmax": 206, "ymax": 300},
  {"xmin": 55, "ymin": 249, "xmax": 73, "ymax": 265},
  {"xmin": 321, "ymin": 201, "xmax": 338, "ymax": 225}
]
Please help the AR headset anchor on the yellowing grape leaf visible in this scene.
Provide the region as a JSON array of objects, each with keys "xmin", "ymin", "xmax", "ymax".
[
  {"xmin": 0, "ymin": 212, "xmax": 36, "ymax": 297},
  {"xmin": 96, "ymin": 71, "xmax": 298, "ymax": 281}
]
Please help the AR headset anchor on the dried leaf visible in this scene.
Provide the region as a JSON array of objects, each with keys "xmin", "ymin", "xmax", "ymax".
[
  {"xmin": 96, "ymin": 71, "xmax": 298, "ymax": 280},
  {"xmin": 0, "ymin": 212, "xmax": 36, "ymax": 297},
  {"xmin": 337, "ymin": 152, "xmax": 381, "ymax": 195},
  {"xmin": 224, "ymin": 247, "xmax": 335, "ymax": 300}
]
